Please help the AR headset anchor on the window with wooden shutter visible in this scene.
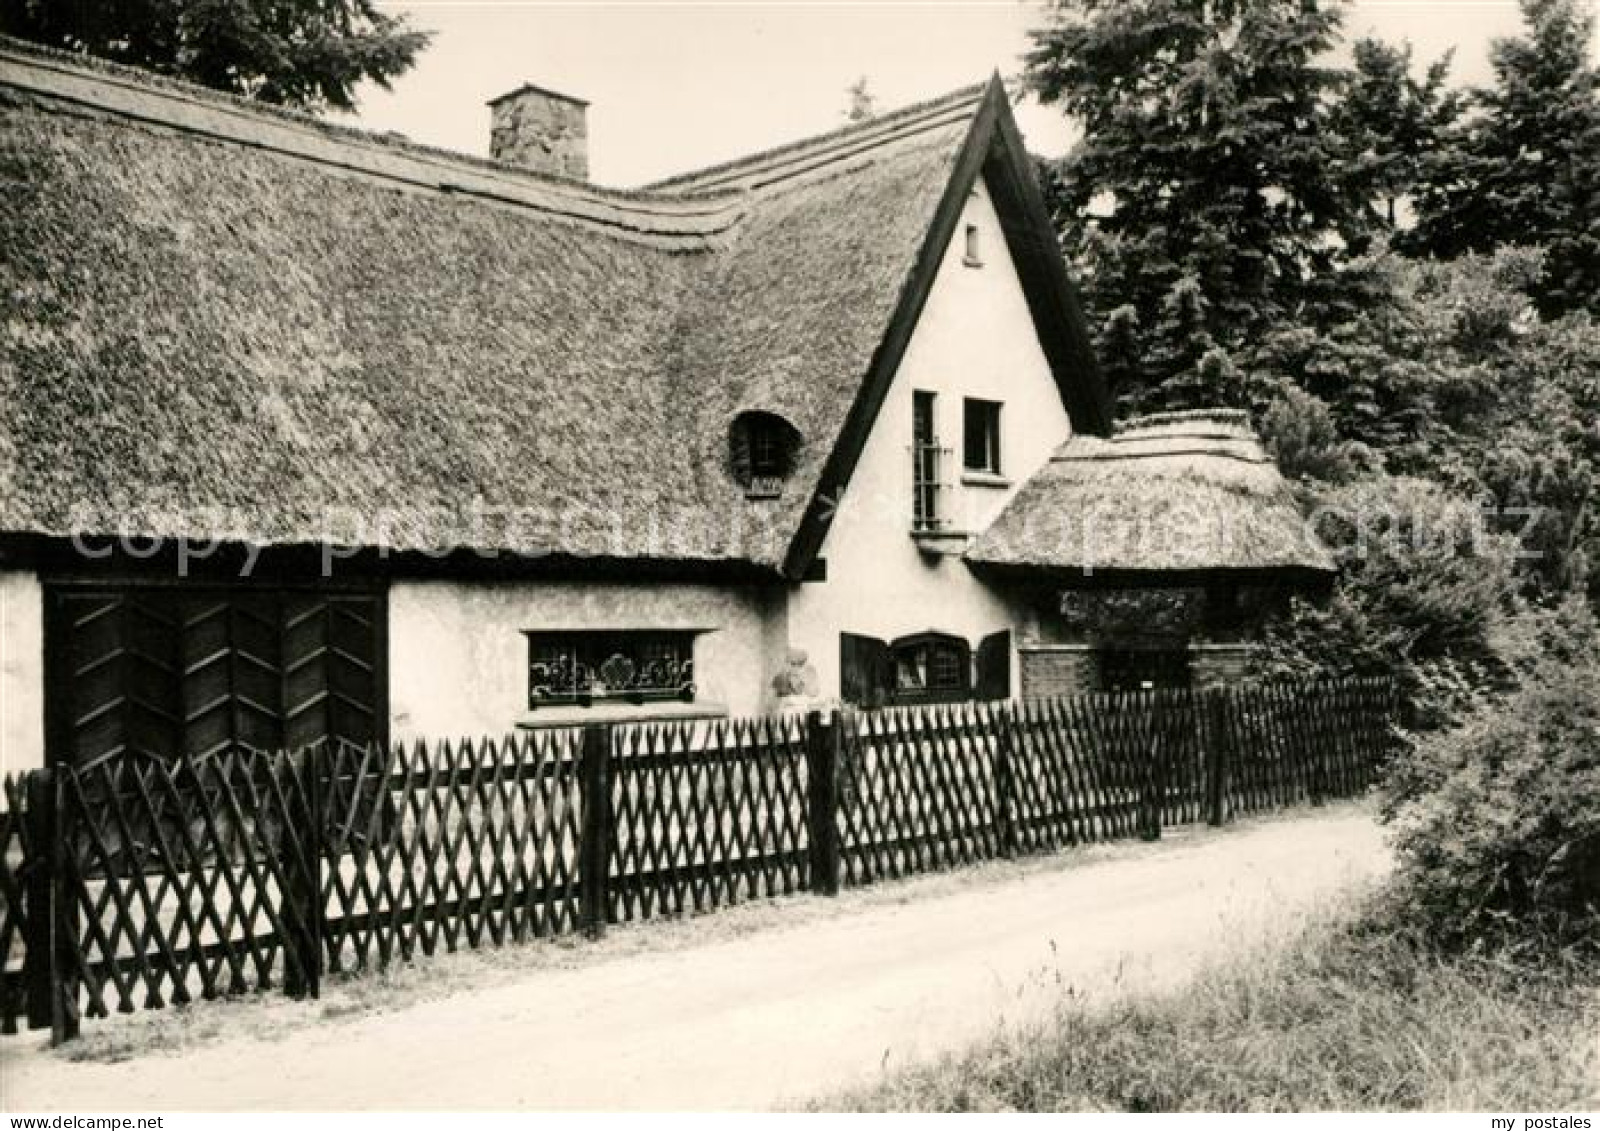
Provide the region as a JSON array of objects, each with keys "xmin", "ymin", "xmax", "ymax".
[
  {"xmin": 840, "ymin": 632, "xmax": 891, "ymax": 708},
  {"xmin": 842, "ymin": 630, "xmax": 1013, "ymax": 707},
  {"xmin": 975, "ymin": 630, "xmax": 1011, "ymax": 700}
]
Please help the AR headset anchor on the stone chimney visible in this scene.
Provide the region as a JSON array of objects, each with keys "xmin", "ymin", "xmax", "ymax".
[{"xmin": 487, "ymin": 82, "xmax": 589, "ymax": 180}]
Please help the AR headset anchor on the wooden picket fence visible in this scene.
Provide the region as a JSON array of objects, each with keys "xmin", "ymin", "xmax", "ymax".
[{"xmin": 0, "ymin": 676, "xmax": 1396, "ymax": 1043}]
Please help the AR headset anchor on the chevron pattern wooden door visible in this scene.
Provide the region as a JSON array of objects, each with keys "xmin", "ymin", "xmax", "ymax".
[{"xmin": 45, "ymin": 585, "xmax": 385, "ymax": 770}]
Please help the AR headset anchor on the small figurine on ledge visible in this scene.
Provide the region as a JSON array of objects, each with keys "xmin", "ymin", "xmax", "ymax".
[{"xmin": 771, "ymin": 648, "xmax": 826, "ymax": 715}]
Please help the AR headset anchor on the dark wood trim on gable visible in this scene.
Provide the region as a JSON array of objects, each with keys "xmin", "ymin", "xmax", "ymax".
[
  {"xmin": 985, "ymin": 99, "xmax": 1113, "ymax": 438},
  {"xmin": 780, "ymin": 75, "xmax": 1112, "ymax": 580}
]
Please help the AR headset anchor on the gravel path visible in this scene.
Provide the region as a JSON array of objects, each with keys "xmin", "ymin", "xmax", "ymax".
[{"xmin": 1, "ymin": 809, "xmax": 1389, "ymax": 1111}]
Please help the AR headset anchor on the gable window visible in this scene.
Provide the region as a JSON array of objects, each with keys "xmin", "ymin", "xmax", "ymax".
[
  {"xmin": 963, "ymin": 398, "xmax": 1002, "ymax": 475},
  {"xmin": 527, "ymin": 630, "xmax": 696, "ymax": 708},
  {"xmin": 963, "ymin": 223, "xmax": 983, "ymax": 267}
]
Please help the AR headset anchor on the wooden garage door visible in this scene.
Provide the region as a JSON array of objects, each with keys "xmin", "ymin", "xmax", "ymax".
[{"xmin": 45, "ymin": 584, "xmax": 386, "ymax": 770}]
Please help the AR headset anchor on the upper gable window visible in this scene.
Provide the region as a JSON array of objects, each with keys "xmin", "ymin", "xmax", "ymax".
[
  {"xmin": 963, "ymin": 223, "xmax": 983, "ymax": 268},
  {"xmin": 729, "ymin": 411, "xmax": 801, "ymax": 499},
  {"xmin": 963, "ymin": 398, "xmax": 1002, "ymax": 475}
]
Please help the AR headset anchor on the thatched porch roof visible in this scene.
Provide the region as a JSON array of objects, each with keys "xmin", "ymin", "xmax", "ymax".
[{"xmin": 966, "ymin": 410, "xmax": 1335, "ymax": 585}]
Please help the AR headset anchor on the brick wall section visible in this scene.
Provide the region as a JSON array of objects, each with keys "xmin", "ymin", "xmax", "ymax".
[
  {"xmin": 1020, "ymin": 646, "xmax": 1098, "ymax": 701},
  {"xmin": 1021, "ymin": 642, "xmax": 1254, "ymax": 700},
  {"xmin": 489, "ymin": 86, "xmax": 589, "ymax": 180}
]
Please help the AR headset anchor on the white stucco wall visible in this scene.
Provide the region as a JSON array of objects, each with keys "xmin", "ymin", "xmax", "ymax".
[
  {"xmin": 0, "ymin": 570, "xmax": 44, "ymax": 772},
  {"xmin": 388, "ymin": 579, "xmax": 788, "ymax": 742},
  {"xmin": 787, "ymin": 175, "xmax": 1077, "ymax": 696}
]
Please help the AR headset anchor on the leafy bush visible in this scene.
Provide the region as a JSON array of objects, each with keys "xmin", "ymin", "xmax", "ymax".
[
  {"xmin": 1251, "ymin": 475, "xmax": 1523, "ymax": 728},
  {"xmin": 1384, "ymin": 597, "xmax": 1600, "ymax": 954},
  {"xmin": 1257, "ymin": 386, "xmax": 1376, "ymax": 484}
]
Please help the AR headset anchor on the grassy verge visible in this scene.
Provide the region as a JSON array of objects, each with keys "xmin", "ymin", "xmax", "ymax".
[{"xmin": 824, "ymin": 912, "xmax": 1600, "ymax": 1112}]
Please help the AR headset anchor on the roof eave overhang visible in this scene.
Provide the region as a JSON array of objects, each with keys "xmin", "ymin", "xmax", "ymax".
[
  {"xmin": 965, "ymin": 559, "xmax": 1339, "ymax": 591},
  {"xmin": 0, "ymin": 533, "xmax": 787, "ymax": 586}
]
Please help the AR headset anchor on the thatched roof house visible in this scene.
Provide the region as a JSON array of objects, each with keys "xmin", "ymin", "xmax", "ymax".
[
  {"xmin": 968, "ymin": 410, "xmax": 1335, "ymax": 585},
  {"xmin": 0, "ymin": 38, "xmax": 1335, "ymax": 768}
]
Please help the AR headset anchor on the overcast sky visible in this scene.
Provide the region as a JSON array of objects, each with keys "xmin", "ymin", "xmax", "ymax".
[{"xmin": 352, "ymin": 1, "xmax": 1585, "ymax": 187}]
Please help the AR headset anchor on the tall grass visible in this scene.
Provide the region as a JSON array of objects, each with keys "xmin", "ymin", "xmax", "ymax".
[{"xmin": 827, "ymin": 913, "xmax": 1600, "ymax": 1112}]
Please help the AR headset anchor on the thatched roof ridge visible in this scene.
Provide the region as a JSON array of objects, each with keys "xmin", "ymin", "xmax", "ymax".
[
  {"xmin": 967, "ymin": 411, "xmax": 1335, "ymax": 579},
  {"xmin": 5, "ymin": 46, "xmax": 1094, "ymax": 571},
  {"xmin": 1112, "ymin": 408, "xmax": 1252, "ymax": 433},
  {"xmin": 646, "ymin": 82, "xmax": 990, "ymax": 193},
  {"xmin": 0, "ymin": 36, "xmax": 748, "ymax": 244}
]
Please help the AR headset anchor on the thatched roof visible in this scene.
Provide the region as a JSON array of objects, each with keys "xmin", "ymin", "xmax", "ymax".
[
  {"xmin": 0, "ymin": 39, "xmax": 1108, "ymax": 575},
  {"xmin": 967, "ymin": 410, "xmax": 1336, "ymax": 582}
]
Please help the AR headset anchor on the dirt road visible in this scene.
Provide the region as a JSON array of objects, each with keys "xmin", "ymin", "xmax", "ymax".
[{"xmin": 1, "ymin": 809, "xmax": 1388, "ymax": 1111}]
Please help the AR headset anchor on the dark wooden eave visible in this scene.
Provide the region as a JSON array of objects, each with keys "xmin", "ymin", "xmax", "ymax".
[
  {"xmin": 0, "ymin": 534, "xmax": 785, "ymax": 586},
  {"xmin": 780, "ymin": 75, "xmax": 1111, "ymax": 580}
]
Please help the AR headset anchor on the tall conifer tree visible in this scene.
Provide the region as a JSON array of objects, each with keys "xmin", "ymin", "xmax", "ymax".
[
  {"xmin": 1026, "ymin": 0, "xmax": 1368, "ymax": 413},
  {"xmin": 1405, "ymin": 0, "xmax": 1600, "ymax": 316}
]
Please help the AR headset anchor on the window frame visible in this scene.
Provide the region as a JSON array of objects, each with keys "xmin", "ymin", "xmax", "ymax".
[
  {"xmin": 963, "ymin": 397, "xmax": 1003, "ymax": 475},
  {"xmin": 748, "ymin": 423, "xmax": 783, "ymax": 480},
  {"xmin": 962, "ymin": 222, "xmax": 983, "ymax": 267},
  {"xmin": 526, "ymin": 629, "xmax": 697, "ymax": 709},
  {"xmin": 888, "ymin": 631, "xmax": 971, "ymax": 704},
  {"xmin": 912, "ymin": 390, "xmax": 944, "ymax": 531}
]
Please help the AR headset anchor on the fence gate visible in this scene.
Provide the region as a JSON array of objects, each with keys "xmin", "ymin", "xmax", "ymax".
[{"xmin": 27, "ymin": 752, "xmax": 320, "ymax": 1039}]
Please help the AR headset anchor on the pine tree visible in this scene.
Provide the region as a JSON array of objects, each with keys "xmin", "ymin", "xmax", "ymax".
[
  {"xmin": 0, "ymin": 0, "xmax": 431, "ymax": 113},
  {"xmin": 1332, "ymin": 38, "xmax": 1462, "ymax": 235},
  {"xmin": 1404, "ymin": 0, "xmax": 1600, "ymax": 316},
  {"xmin": 1024, "ymin": 0, "xmax": 1370, "ymax": 413}
]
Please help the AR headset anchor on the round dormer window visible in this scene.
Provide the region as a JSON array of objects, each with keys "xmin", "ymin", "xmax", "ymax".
[{"xmin": 729, "ymin": 411, "xmax": 802, "ymax": 499}]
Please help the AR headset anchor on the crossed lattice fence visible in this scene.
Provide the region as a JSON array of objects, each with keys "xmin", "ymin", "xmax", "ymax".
[
  {"xmin": 607, "ymin": 715, "xmax": 812, "ymax": 921},
  {"xmin": 0, "ymin": 676, "xmax": 1396, "ymax": 1043}
]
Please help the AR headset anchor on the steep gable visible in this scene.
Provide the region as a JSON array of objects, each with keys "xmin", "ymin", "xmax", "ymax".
[{"xmin": 772, "ymin": 77, "xmax": 1111, "ymax": 576}]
